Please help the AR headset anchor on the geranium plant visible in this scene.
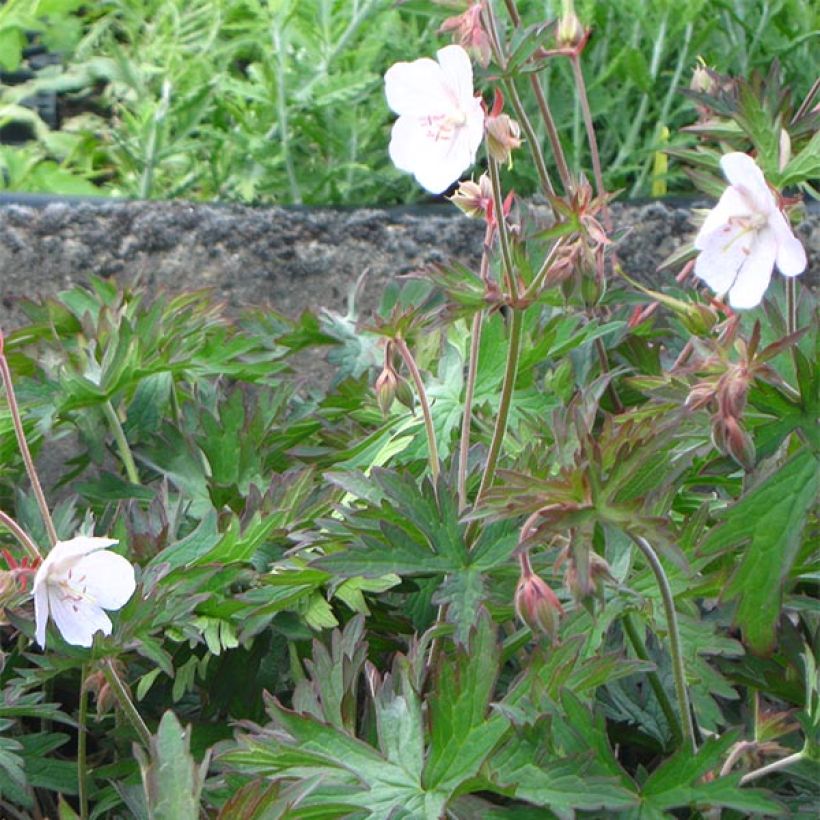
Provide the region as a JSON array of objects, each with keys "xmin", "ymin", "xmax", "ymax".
[{"xmin": 0, "ymin": 1, "xmax": 816, "ymax": 817}]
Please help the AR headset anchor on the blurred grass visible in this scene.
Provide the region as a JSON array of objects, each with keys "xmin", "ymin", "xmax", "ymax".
[{"xmin": 0, "ymin": 0, "xmax": 817, "ymax": 204}]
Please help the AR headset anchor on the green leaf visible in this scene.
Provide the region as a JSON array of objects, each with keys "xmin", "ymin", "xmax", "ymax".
[
  {"xmin": 641, "ymin": 732, "xmax": 782, "ymax": 815},
  {"xmin": 700, "ymin": 448, "xmax": 818, "ymax": 653},
  {"xmin": 135, "ymin": 711, "xmax": 209, "ymax": 820},
  {"xmin": 422, "ymin": 612, "xmax": 510, "ymax": 794}
]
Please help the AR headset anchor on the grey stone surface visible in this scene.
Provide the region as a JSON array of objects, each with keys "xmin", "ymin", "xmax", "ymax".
[{"xmin": 0, "ymin": 197, "xmax": 817, "ymax": 331}]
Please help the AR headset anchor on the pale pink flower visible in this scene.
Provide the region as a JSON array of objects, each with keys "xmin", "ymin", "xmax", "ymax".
[
  {"xmin": 33, "ymin": 536, "xmax": 136, "ymax": 648},
  {"xmin": 385, "ymin": 44, "xmax": 485, "ymax": 194},
  {"xmin": 694, "ymin": 152, "xmax": 806, "ymax": 309}
]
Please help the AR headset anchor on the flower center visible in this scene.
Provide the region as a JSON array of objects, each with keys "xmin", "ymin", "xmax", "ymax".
[
  {"xmin": 423, "ymin": 109, "xmax": 467, "ymax": 141},
  {"xmin": 52, "ymin": 568, "xmax": 95, "ymax": 611}
]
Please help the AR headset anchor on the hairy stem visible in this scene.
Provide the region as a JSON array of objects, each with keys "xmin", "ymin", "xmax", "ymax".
[
  {"xmin": 468, "ymin": 307, "xmax": 524, "ymax": 541},
  {"xmin": 740, "ymin": 751, "xmax": 804, "ymax": 784},
  {"xmin": 786, "ymin": 276, "xmax": 797, "ymax": 336},
  {"xmin": 394, "ymin": 337, "xmax": 440, "ymax": 484},
  {"xmin": 482, "ymin": 4, "xmax": 555, "ymax": 197},
  {"xmin": 0, "ymin": 510, "xmax": 41, "ymax": 563},
  {"xmin": 458, "ymin": 222, "xmax": 495, "ymax": 511},
  {"xmin": 622, "ymin": 612, "xmax": 684, "ymax": 747},
  {"xmin": 487, "ymin": 157, "xmax": 518, "ymax": 298},
  {"xmin": 102, "ymin": 659, "xmax": 151, "ymax": 747},
  {"xmin": 78, "ymin": 666, "xmax": 89, "ymax": 819},
  {"xmin": 629, "ymin": 533, "xmax": 697, "ymax": 753},
  {"xmin": 0, "ymin": 353, "xmax": 57, "ymax": 547},
  {"xmin": 102, "ymin": 400, "xmax": 141, "ymax": 486},
  {"xmin": 569, "ymin": 54, "xmax": 612, "ymax": 234}
]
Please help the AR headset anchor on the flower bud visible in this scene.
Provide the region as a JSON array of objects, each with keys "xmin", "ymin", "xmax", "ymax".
[
  {"xmin": 375, "ymin": 365, "xmax": 398, "ymax": 415},
  {"xmin": 712, "ymin": 415, "xmax": 755, "ymax": 471},
  {"xmin": 717, "ymin": 366, "xmax": 749, "ymax": 420},
  {"xmin": 685, "ymin": 382, "xmax": 716, "ymax": 412},
  {"xmin": 514, "ymin": 571, "xmax": 563, "ymax": 642},
  {"xmin": 689, "ymin": 60, "xmax": 716, "ymax": 95},
  {"xmin": 448, "ymin": 174, "xmax": 492, "ymax": 219},
  {"xmin": 556, "ymin": 10, "xmax": 585, "ymax": 49},
  {"xmin": 486, "ymin": 114, "xmax": 522, "ymax": 165},
  {"xmin": 564, "ymin": 551, "xmax": 613, "ymax": 603}
]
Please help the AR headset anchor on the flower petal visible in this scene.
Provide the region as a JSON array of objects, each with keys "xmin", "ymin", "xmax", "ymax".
[
  {"xmin": 694, "ymin": 186, "xmax": 751, "ymax": 248},
  {"xmin": 385, "ymin": 58, "xmax": 453, "ymax": 117},
  {"xmin": 435, "ymin": 45, "xmax": 474, "ymax": 106},
  {"xmin": 719, "ymin": 152, "xmax": 775, "ymax": 215},
  {"xmin": 41, "ymin": 537, "xmax": 119, "ymax": 580},
  {"xmin": 694, "ymin": 221, "xmax": 753, "ymax": 296},
  {"xmin": 769, "ymin": 208, "xmax": 807, "ymax": 276},
  {"xmin": 49, "ymin": 592, "xmax": 112, "ymax": 648},
  {"xmin": 728, "ymin": 229, "xmax": 777, "ymax": 309},
  {"xmin": 34, "ymin": 581, "xmax": 49, "ymax": 648},
  {"xmin": 72, "ymin": 550, "xmax": 136, "ymax": 611}
]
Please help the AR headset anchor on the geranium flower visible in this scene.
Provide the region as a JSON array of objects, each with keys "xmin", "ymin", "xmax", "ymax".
[
  {"xmin": 693, "ymin": 152, "xmax": 806, "ymax": 309},
  {"xmin": 385, "ymin": 44, "xmax": 485, "ymax": 194},
  {"xmin": 33, "ymin": 536, "xmax": 136, "ymax": 649}
]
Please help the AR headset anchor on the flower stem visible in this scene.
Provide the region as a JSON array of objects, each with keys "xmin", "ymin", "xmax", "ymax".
[
  {"xmin": 78, "ymin": 666, "xmax": 89, "ymax": 820},
  {"xmin": 101, "ymin": 400, "xmax": 140, "ymax": 486},
  {"xmin": 102, "ymin": 659, "xmax": 151, "ymax": 747},
  {"xmin": 740, "ymin": 751, "xmax": 804, "ymax": 784},
  {"xmin": 459, "ymin": 311, "xmax": 484, "ymax": 513},
  {"xmin": 468, "ymin": 307, "xmax": 524, "ymax": 543},
  {"xmin": 569, "ymin": 54, "xmax": 612, "ymax": 234},
  {"xmin": 394, "ymin": 337, "xmax": 440, "ymax": 484},
  {"xmin": 786, "ymin": 276, "xmax": 797, "ymax": 336},
  {"xmin": 0, "ymin": 353, "xmax": 57, "ymax": 547},
  {"xmin": 622, "ymin": 612, "xmax": 684, "ymax": 748},
  {"xmin": 487, "ymin": 157, "xmax": 518, "ymax": 299},
  {"xmin": 629, "ymin": 533, "xmax": 697, "ymax": 753},
  {"xmin": 0, "ymin": 510, "xmax": 41, "ymax": 563}
]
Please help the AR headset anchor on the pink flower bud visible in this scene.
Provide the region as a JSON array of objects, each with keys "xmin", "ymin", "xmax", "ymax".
[
  {"xmin": 486, "ymin": 113, "xmax": 522, "ymax": 165},
  {"xmin": 514, "ymin": 571, "xmax": 563, "ymax": 641},
  {"xmin": 556, "ymin": 10, "xmax": 585, "ymax": 49},
  {"xmin": 448, "ymin": 174, "xmax": 492, "ymax": 219},
  {"xmin": 375, "ymin": 365, "xmax": 399, "ymax": 415}
]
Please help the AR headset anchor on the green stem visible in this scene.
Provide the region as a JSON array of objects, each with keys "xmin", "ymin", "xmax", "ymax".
[
  {"xmin": 459, "ymin": 311, "xmax": 484, "ymax": 513},
  {"xmin": 0, "ymin": 510, "xmax": 41, "ymax": 563},
  {"xmin": 528, "ymin": 74, "xmax": 572, "ymax": 194},
  {"xmin": 629, "ymin": 533, "xmax": 697, "ymax": 753},
  {"xmin": 102, "ymin": 659, "xmax": 151, "ymax": 747},
  {"xmin": 487, "ymin": 157, "xmax": 518, "ymax": 299},
  {"xmin": 482, "ymin": 4, "xmax": 555, "ymax": 198},
  {"xmin": 78, "ymin": 665, "xmax": 89, "ymax": 820},
  {"xmin": 394, "ymin": 337, "xmax": 440, "ymax": 484},
  {"xmin": 521, "ymin": 238, "xmax": 565, "ymax": 303},
  {"xmin": 622, "ymin": 612, "xmax": 684, "ymax": 747},
  {"xmin": 569, "ymin": 54, "xmax": 612, "ymax": 234},
  {"xmin": 740, "ymin": 751, "xmax": 804, "ymax": 784},
  {"xmin": 102, "ymin": 400, "xmax": 140, "ymax": 486},
  {"xmin": 468, "ymin": 307, "xmax": 524, "ymax": 541},
  {"xmin": 0, "ymin": 353, "xmax": 57, "ymax": 547},
  {"xmin": 786, "ymin": 276, "xmax": 797, "ymax": 336}
]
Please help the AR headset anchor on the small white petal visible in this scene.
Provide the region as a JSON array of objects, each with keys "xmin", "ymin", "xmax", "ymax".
[
  {"xmin": 769, "ymin": 208, "xmax": 807, "ymax": 276},
  {"xmin": 385, "ymin": 59, "xmax": 453, "ymax": 117},
  {"xmin": 728, "ymin": 230, "xmax": 777, "ymax": 309},
  {"xmin": 34, "ymin": 582, "xmax": 49, "ymax": 649},
  {"xmin": 719, "ymin": 152, "xmax": 775, "ymax": 214},
  {"xmin": 72, "ymin": 551, "xmax": 136, "ymax": 611},
  {"xmin": 435, "ymin": 45, "xmax": 474, "ymax": 106},
  {"xmin": 49, "ymin": 593, "xmax": 112, "ymax": 648},
  {"xmin": 694, "ymin": 221, "xmax": 753, "ymax": 296},
  {"xmin": 694, "ymin": 187, "xmax": 751, "ymax": 248},
  {"xmin": 42, "ymin": 537, "xmax": 119, "ymax": 579}
]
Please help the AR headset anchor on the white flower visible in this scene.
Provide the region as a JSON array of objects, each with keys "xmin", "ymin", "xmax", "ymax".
[
  {"xmin": 694, "ymin": 152, "xmax": 806, "ymax": 309},
  {"xmin": 33, "ymin": 536, "xmax": 136, "ymax": 649},
  {"xmin": 385, "ymin": 44, "xmax": 485, "ymax": 194}
]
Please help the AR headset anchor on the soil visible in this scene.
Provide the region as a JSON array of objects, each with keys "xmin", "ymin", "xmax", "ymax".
[{"xmin": 2, "ymin": 196, "xmax": 816, "ymax": 334}]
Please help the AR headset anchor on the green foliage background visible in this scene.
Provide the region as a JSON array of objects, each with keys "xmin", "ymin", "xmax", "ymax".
[{"xmin": 0, "ymin": 0, "xmax": 817, "ymax": 203}]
